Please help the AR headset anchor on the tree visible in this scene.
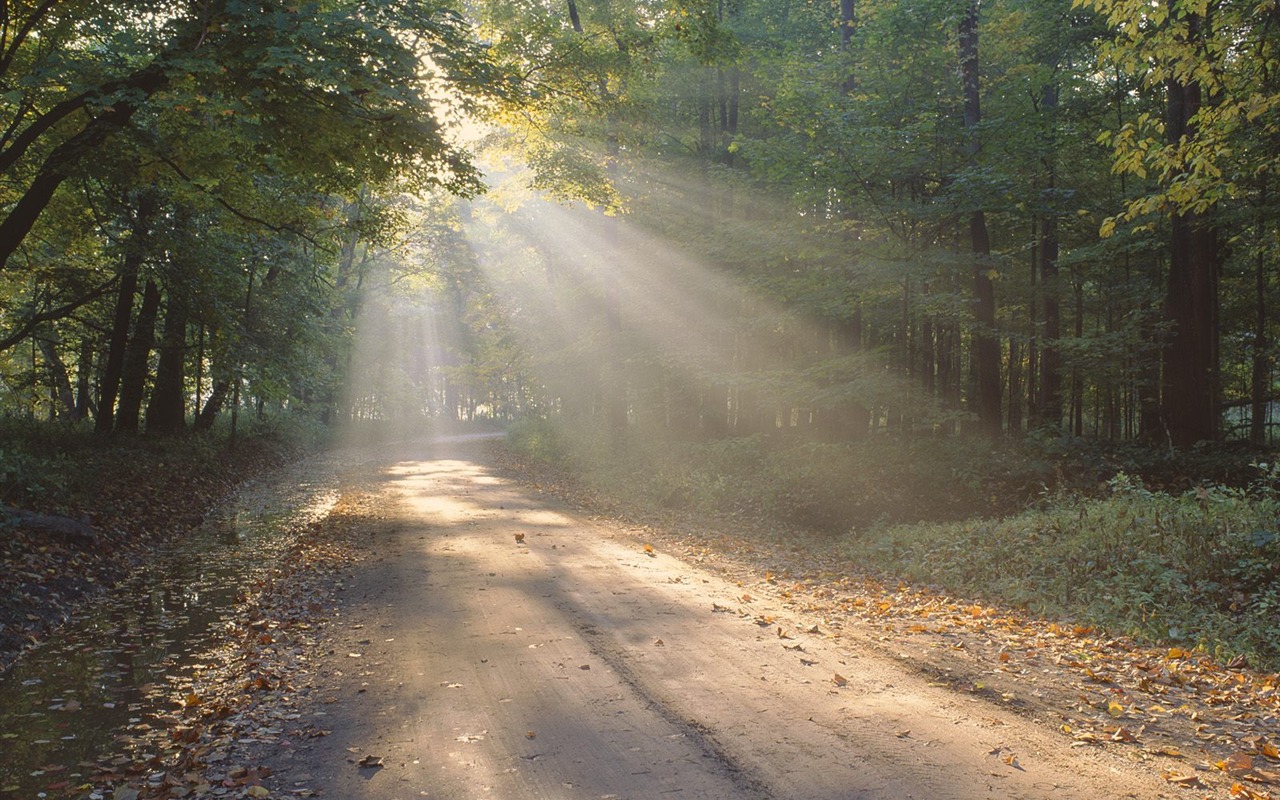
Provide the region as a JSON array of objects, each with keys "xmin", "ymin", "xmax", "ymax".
[{"xmin": 960, "ymin": 0, "xmax": 1002, "ymax": 434}]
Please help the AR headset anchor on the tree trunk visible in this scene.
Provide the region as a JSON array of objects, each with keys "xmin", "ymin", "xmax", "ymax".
[
  {"xmin": 1007, "ymin": 339, "xmax": 1023, "ymax": 435},
  {"xmin": 76, "ymin": 337, "xmax": 95, "ymax": 419},
  {"xmin": 96, "ymin": 193, "xmax": 156, "ymax": 432},
  {"xmin": 1250, "ymin": 177, "xmax": 1269, "ymax": 445},
  {"xmin": 145, "ymin": 286, "xmax": 190, "ymax": 435},
  {"xmin": 840, "ymin": 0, "xmax": 857, "ymax": 93},
  {"xmin": 960, "ymin": 0, "xmax": 1002, "ymax": 435},
  {"xmin": 115, "ymin": 279, "xmax": 161, "ymax": 434},
  {"xmin": 1161, "ymin": 36, "xmax": 1219, "ymax": 448},
  {"xmin": 36, "ymin": 334, "xmax": 77, "ymax": 421},
  {"xmin": 193, "ymin": 378, "xmax": 231, "ymax": 432},
  {"xmin": 1037, "ymin": 84, "xmax": 1064, "ymax": 431}
]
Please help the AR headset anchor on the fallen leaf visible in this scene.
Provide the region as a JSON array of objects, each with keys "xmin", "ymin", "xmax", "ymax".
[
  {"xmin": 1230, "ymin": 782, "xmax": 1272, "ymax": 799},
  {"xmin": 1219, "ymin": 753, "xmax": 1254, "ymax": 774},
  {"xmin": 832, "ymin": 673, "xmax": 848, "ymax": 687},
  {"xmin": 1109, "ymin": 726, "xmax": 1138, "ymax": 743},
  {"xmin": 357, "ymin": 755, "xmax": 383, "ymax": 768},
  {"xmin": 1163, "ymin": 771, "xmax": 1204, "ymax": 788}
]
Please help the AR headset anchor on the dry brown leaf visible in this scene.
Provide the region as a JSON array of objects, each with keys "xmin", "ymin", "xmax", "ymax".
[
  {"xmin": 1162, "ymin": 771, "xmax": 1204, "ymax": 788},
  {"xmin": 832, "ymin": 672, "xmax": 848, "ymax": 687},
  {"xmin": 1220, "ymin": 753, "xmax": 1256, "ymax": 774}
]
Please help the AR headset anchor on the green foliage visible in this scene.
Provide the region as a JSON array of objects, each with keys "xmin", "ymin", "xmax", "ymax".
[
  {"xmin": 0, "ymin": 446, "xmax": 69, "ymax": 507},
  {"xmin": 843, "ymin": 471, "xmax": 1280, "ymax": 669}
]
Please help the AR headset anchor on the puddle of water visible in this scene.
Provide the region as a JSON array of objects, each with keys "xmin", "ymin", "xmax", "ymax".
[{"xmin": 0, "ymin": 458, "xmax": 340, "ymax": 798}]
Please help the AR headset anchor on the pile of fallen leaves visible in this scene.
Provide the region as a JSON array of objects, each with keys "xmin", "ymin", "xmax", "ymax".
[
  {"xmin": 0, "ymin": 435, "xmax": 300, "ymax": 673},
  {"xmin": 80, "ymin": 483, "xmax": 383, "ymax": 800}
]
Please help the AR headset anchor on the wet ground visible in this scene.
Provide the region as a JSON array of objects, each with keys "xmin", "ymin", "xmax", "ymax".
[{"xmin": 0, "ymin": 457, "xmax": 342, "ymax": 798}]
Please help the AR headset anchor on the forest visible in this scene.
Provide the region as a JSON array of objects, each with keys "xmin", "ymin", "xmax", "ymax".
[{"xmin": 2, "ymin": 1, "xmax": 1280, "ymax": 661}]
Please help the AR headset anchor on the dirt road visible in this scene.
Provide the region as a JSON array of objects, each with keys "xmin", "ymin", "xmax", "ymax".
[{"xmin": 252, "ymin": 442, "xmax": 1180, "ymax": 799}]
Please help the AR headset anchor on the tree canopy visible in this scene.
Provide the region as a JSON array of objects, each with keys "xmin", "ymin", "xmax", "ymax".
[{"xmin": 0, "ymin": 0, "xmax": 1275, "ymax": 452}]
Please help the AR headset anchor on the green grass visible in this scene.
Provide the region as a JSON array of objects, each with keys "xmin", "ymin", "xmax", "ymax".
[{"xmin": 842, "ymin": 475, "xmax": 1280, "ymax": 669}]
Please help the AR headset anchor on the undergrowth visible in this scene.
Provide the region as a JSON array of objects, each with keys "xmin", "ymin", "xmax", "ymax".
[
  {"xmin": 507, "ymin": 416, "xmax": 1280, "ymax": 671},
  {"xmin": 844, "ymin": 470, "xmax": 1280, "ymax": 669}
]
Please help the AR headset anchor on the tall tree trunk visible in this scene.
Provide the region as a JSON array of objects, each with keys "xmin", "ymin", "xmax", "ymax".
[
  {"xmin": 1026, "ymin": 221, "xmax": 1039, "ymax": 423},
  {"xmin": 1161, "ymin": 16, "xmax": 1219, "ymax": 448},
  {"xmin": 1007, "ymin": 339, "xmax": 1023, "ymax": 435},
  {"xmin": 960, "ymin": 1, "xmax": 1002, "ymax": 435},
  {"xmin": 193, "ymin": 377, "xmax": 231, "ymax": 432},
  {"xmin": 840, "ymin": 0, "xmax": 857, "ymax": 93},
  {"xmin": 96, "ymin": 193, "xmax": 156, "ymax": 432},
  {"xmin": 1072, "ymin": 276, "xmax": 1085, "ymax": 437},
  {"xmin": 115, "ymin": 279, "xmax": 161, "ymax": 434},
  {"xmin": 36, "ymin": 334, "xmax": 76, "ymax": 421},
  {"xmin": 1250, "ymin": 176, "xmax": 1270, "ymax": 445},
  {"xmin": 145, "ymin": 286, "xmax": 190, "ymax": 434},
  {"xmin": 76, "ymin": 337, "xmax": 94, "ymax": 419},
  {"xmin": 1037, "ymin": 83, "xmax": 1064, "ymax": 431}
]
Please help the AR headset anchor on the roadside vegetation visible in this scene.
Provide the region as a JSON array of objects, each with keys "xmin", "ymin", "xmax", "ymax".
[{"xmin": 508, "ymin": 419, "xmax": 1280, "ymax": 672}]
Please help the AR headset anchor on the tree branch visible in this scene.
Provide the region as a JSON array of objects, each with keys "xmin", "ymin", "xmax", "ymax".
[{"xmin": 0, "ymin": 277, "xmax": 119, "ymax": 353}]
